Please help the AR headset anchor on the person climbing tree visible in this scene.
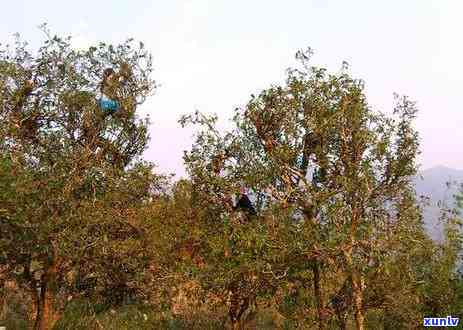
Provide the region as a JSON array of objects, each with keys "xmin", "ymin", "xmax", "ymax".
[
  {"xmin": 98, "ymin": 63, "xmax": 136, "ymax": 118},
  {"xmin": 98, "ymin": 68, "xmax": 120, "ymax": 115},
  {"xmin": 233, "ymin": 187, "xmax": 257, "ymax": 216}
]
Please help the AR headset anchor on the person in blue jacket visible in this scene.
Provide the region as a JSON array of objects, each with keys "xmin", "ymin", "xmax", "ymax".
[{"xmin": 98, "ymin": 68, "xmax": 120, "ymax": 115}]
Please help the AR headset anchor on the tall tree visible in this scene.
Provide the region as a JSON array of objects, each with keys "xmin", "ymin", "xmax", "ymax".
[
  {"xmin": 0, "ymin": 29, "xmax": 160, "ymax": 330},
  {"xmin": 182, "ymin": 48, "xmax": 425, "ymax": 329}
]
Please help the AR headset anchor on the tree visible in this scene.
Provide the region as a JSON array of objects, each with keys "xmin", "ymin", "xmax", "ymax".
[
  {"xmin": 182, "ymin": 48, "xmax": 426, "ymax": 329},
  {"xmin": 0, "ymin": 28, "xmax": 161, "ymax": 330}
]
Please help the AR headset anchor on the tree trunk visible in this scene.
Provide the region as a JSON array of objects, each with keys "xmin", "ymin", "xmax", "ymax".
[
  {"xmin": 27, "ymin": 285, "xmax": 38, "ymax": 327},
  {"xmin": 0, "ymin": 279, "xmax": 5, "ymax": 321},
  {"xmin": 331, "ymin": 279, "xmax": 349, "ymax": 330},
  {"xmin": 229, "ymin": 291, "xmax": 249, "ymax": 330},
  {"xmin": 351, "ymin": 272, "xmax": 365, "ymax": 330},
  {"xmin": 33, "ymin": 281, "xmax": 58, "ymax": 330},
  {"xmin": 343, "ymin": 247, "xmax": 365, "ymax": 330},
  {"xmin": 230, "ymin": 320, "xmax": 241, "ymax": 330},
  {"xmin": 228, "ymin": 279, "xmax": 254, "ymax": 330},
  {"xmin": 312, "ymin": 261, "xmax": 325, "ymax": 330},
  {"xmin": 33, "ymin": 258, "xmax": 60, "ymax": 330},
  {"xmin": 346, "ymin": 202, "xmax": 365, "ymax": 330}
]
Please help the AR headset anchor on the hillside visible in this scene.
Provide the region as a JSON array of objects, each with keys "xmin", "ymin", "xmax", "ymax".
[{"xmin": 415, "ymin": 166, "xmax": 463, "ymax": 240}]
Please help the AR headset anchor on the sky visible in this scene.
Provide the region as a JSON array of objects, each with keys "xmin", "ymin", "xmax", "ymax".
[{"xmin": 1, "ymin": 0, "xmax": 462, "ymax": 177}]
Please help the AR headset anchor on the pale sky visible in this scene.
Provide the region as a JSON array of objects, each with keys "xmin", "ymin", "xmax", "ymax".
[{"xmin": 2, "ymin": 0, "xmax": 462, "ymax": 177}]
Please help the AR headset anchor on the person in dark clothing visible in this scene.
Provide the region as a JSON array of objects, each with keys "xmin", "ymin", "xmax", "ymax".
[{"xmin": 233, "ymin": 187, "xmax": 257, "ymax": 216}]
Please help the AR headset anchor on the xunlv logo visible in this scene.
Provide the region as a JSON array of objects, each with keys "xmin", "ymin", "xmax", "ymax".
[{"xmin": 423, "ymin": 316, "xmax": 459, "ymax": 327}]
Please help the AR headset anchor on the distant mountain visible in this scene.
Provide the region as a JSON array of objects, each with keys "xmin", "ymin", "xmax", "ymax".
[{"xmin": 414, "ymin": 166, "xmax": 463, "ymax": 241}]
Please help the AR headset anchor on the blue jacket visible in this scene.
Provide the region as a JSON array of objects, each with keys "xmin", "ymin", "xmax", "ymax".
[{"xmin": 99, "ymin": 95, "xmax": 119, "ymax": 114}]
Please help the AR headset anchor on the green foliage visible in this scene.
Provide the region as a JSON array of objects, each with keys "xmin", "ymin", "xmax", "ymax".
[
  {"xmin": 179, "ymin": 48, "xmax": 456, "ymax": 328},
  {"xmin": 413, "ymin": 191, "xmax": 463, "ymax": 319},
  {"xmin": 0, "ymin": 29, "xmax": 162, "ymax": 329},
  {"xmin": 1, "ymin": 31, "xmax": 462, "ymax": 330}
]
